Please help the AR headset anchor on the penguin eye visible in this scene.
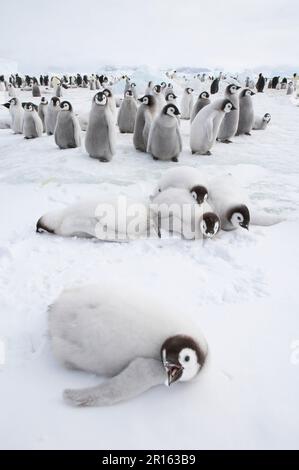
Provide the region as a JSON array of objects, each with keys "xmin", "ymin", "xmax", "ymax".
[
  {"xmin": 191, "ymin": 191, "xmax": 197, "ymax": 200},
  {"xmin": 184, "ymin": 355, "xmax": 190, "ymax": 362}
]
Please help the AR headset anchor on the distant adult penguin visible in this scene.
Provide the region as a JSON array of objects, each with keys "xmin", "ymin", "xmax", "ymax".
[
  {"xmin": 180, "ymin": 87, "xmax": 194, "ymax": 120},
  {"xmin": 256, "ymin": 73, "xmax": 265, "ymax": 93},
  {"xmin": 38, "ymin": 97, "xmax": 48, "ymax": 132},
  {"xmin": 253, "ymin": 113, "xmax": 271, "ymax": 130},
  {"xmin": 190, "ymin": 99, "xmax": 235, "ymax": 155},
  {"xmin": 117, "ymin": 90, "xmax": 138, "ymax": 133},
  {"xmin": 236, "ymin": 89, "xmax": 255, "ymax": 136},
  {"xmin": 152, "ymin": 85, "xmax": 165, "ymax": 112},
  {"xmin": 207, "ymin": 174, "xmax": 250, "ymax": 231},
  {"xmin": 54, "ymin": 101, "xmax": 81, "ymax": 149},
  {"xmin": 217, "ymin": 84, "xmax": 241, "ymax": 143},
  {"xmin": 165, "ymin": 92, "xmax": 178, "ymax": 104},
  {"xmin": 154, "ymin": 166, "xmax": 208, "ymax": 205},
  {"xmin": 48, "ymin": 283, "xmax": 208, "ymax": 406},
  {"xmin": 210, "ymin": 77, "xmax": 219, "ymax": 95},
  {"xmin": 85, "ymin": 91, "xmax": 116, "ymax": 162},
  {"xmin": 147, "ymin": 104, "xmax": 182, "ymax": 162},
  {"xmin": 22, "ymin": 102, "xmax": 43, "ymax": 139},
  {"xmin": 103, "ymin": 88, "xmax": 117, "ymax": 123},
  {"xmin": 287, "ymin": 82, "xmax": 294, "ymax": 95},
  {"xmin": 190, "ymin": 91, "xmax": 210, "ymax": 122},
  {"xmin": 7, "ymin": 84, "xmax": 16, "ymax": 97},
  {"xmin": 133, "ymin": 94, "xmax": 156, "ymax": 152},
  {"xmin": 151, "ymin": 188, "xmax": 220, "ymax": 239},
  {"xmin": 45, "ymin": 97, "xmax": 60, "ymax": 135},
  {"xmin": 272, "ymin": 77, "xmax": 279, "ymax": 90},
  {"xmin": 3, "ymin": 97, "xmax": 24, "ymax": 134},
  {"xmin": 32, "ymin": 83, "xmax": 41, "ymax": 97},
  {"xmin": 268, "ymin": 79, "xmax": 272, "ymax": 89}
]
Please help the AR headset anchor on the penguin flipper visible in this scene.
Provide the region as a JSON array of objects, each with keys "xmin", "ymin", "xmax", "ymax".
[{"xmin": 63, "ymin": 358, "xmax": 165, "ymax": 407}]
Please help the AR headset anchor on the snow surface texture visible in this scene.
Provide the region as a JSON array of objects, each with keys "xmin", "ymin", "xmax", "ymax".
[{"xmin": 0, "ymin": 77, "xmax": 299, "ymax": 450}]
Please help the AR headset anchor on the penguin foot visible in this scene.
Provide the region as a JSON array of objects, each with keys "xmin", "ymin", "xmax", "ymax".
[
  {"xmin": 153, "ymin": 157, "xmax": 159, "ymax": 161},
  {"xmin": 98, "ymin": 158, "xmax": 109, "ymax": 163},
  {"xmin": 205, "ymin": 151, "xmax": 212, "ymax": 156},
  {"xmin": 223, "ymin": 139, "xmax": 233, "ymax": 144},
  {"xmin": 171, "ymin": 157, "xmax": 178, "ymax": 163},
  {"xmin": 245, "ymin": 132, "xmax": 252, "ymax": 136}
]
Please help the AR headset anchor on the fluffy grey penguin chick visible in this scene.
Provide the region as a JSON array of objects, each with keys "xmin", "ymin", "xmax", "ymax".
[
  {"xmin": 190, "ymin": 91, "xmax": 210, "ymax": 122},
  {"xmin": 85, "ymin": 91, "xmax": 116, "ymax": 162},
  {"xmin": 133, "ymin": 94, "xmax": 156, "ymax": 152},
  {"xmin": 23, "ymin": 102, "xmax": 43, "ymax": 138},
  {"xmin": 217, "ymin": 84, "xmax": 241, "ymax": 143},
  {"xmin": 54, "ymin": 100, "xmax": 81, "ymax": 149},
  {"xmin": 38, "ymin": 98, "xmax": 48, "ymax": 132},
  {"xmin": 147, "ymin": 104, "xmax": 182, "ymax": 162},
  {"xmin": 45, "ymin": 97, "xmax": 60, "ymax": 135},
  {"xmin": 49, "ymin": 284, "xmax": 208, "ymax": 406},
  {"xmin": 236, "ymin": 88, "xmax": 255, "ymax": 136},
  {"xmin": 117, "ymin": 90, "xmax": 137, "ymax": 133}
]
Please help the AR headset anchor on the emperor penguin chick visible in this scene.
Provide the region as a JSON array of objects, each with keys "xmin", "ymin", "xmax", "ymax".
[
  {"xmin": 151, "ymin": 188, "xmax": 220, "ymax": 239},
  {"xmin": 38, "ymin": 97, "xmax": 48, "ymax": 133},
  {"xmin": 154, "ymin": 166, "xmax": 208, "ymax": 205},
  {"xmin": 45, "ymin": 97, "xmax": 60, "ymax": 135},
  {"xmin": 54, "ymin": 101, "xmax": 81, "ymax": 149},
  {"xmin": 217, "ymin": 84, "xmax": 241, "ymax": 143},
  {"xmin": 117, "ymin": 90, "xmax": 138, "ymax": 133},
  {"xmin": 133, "ymin": 94, "xmax": 156, "ymax": 152},
  {"xmin": 147, "ymin": 104, "xmax": 182, "ymax": 162},
  {"xmin": 85, "ymin": 91, "xmax": 116, "ymax": 162},
  {"xmin": 253, "ymin": 113, "xmax": 271, "ymax": 130},
  {"xmin": 48, "ymin": 283, "xmax": 208, "ymax": 406},
  {"xmin": 152, "ymin": 84, "xmax": 166, "ymax": 112},
  {"xmin": 236, "ymin": 89, "xmax": 255, "ymax": 136},
  {"xmin": 208, "ymin": 174, "xmax": 250, "ymax": 231},
  {"xmin": 23, "ymin": 102, "xmax": 43, "ymax": 139},
  {"xmin": 190, "ymin": 99, "xmax": 236, "ymax": 155},
  {"xmin": 4, "ymin": 97, "xmax": 24, "ymax": 134},
  {"xmin": 180, "ymin": 87, "xmax": 194, "ymax": 119},
  {"xmin": 190, "ymin": 92, "xmax": 210, "ymax": 122}
]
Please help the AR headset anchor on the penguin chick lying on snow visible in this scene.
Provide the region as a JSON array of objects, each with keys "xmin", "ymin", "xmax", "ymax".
[
  {"xmin": 49, "ymin": 283, "xmax": 208, "ymax": 406},
  {"xmin": 153, "ymin": 166, "xmax": 208, "ymax": 205},
  {"xmin": 253, "ymin": 113, "xmax": 271, "ymax": 130},
  {"xmin": 207, "ymin": 174, "xmax": 284, "ymax": 230}
]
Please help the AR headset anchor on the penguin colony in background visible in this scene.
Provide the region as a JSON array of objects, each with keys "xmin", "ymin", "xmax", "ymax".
[{"xmin": 1, "ymin": 70, "xmax": 289, "ymax": 406}]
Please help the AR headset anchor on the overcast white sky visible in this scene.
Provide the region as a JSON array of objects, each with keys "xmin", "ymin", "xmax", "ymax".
[{"xmin": 0, "ymin": 0, "xmax": 298, "ymax": 72}]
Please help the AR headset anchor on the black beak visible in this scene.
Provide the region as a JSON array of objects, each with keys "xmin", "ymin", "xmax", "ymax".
[
  {"xmin": 232, "ymin": 105, "xmax": 237, "ymax": 110},
  {"xmin": 164, "ymin": 363, "xmax": 183, "ymax": 386},
  {"xmin": 2, "ymin": 103, "xmax": 10, "ymax": 109},
  {"xmin": 240, "ymin": 223, "xmax": 249, "ymax": 230}
]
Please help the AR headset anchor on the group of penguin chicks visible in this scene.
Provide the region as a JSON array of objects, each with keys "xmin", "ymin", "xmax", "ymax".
[{"xmin": 3, "ymin": 77, "xmax": 271, "ymax": 164}]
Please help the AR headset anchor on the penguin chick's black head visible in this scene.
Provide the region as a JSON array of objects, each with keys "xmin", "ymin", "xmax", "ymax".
[
  {"xmin": 138, "ymin": 95, "xmax": 155, "ymax": 107},
  {"xmin": 190, "ymin": 185, "xmax": 208, "ymax": 204},
  {"xmin": 60, "ymin": 100, "xmax": 72, "ymax": 111},
  {"xmin": 94, "ymin": 91, "xmax": 107, "ymax": 105},
  {"xmin": 264, "ymin": 113, "xmax": 271, "ymax": 122},
  {"xmin": 161, "ymin": 335, "xmax": 206, "ymax": 386},
  {"xmin": 221, "ymin": 99, "xmax": 236, "ymax": 112},
  {"xmin": 227, "ymin": 84, "xmax": 241, "ymax": 94},
  {"xmin": 154, "ymin": 84, "xmax": 161, "ymax": 93},
  {"xmin": 201, "ymin": 212, "xmax": 220, "ymax": 238},
  {"xmin": 51, "ymin": 97, "xmax": 60, "ymax": 106},
  {"xmin": 41, "ymin": 97, "xmax": 48, "ymax": 104},
  {"xmin": 227, "ymin": 204, "xmax": 250, "ymax": 229},
  {"xmin": 160, "ymin": 81, "xmax": 166, "ymax": 88},
  {"xmin": 241, "ymin": 88, "xmax": 255, "ymax": 97},
  {"xmin": 165, "ymin": 92, "xmax": 177, "ymax": 102},
  {"xmin": 23, "ymin": 102, "xmax": 38, "ymax": 111},
  {"xmin": 103, "ymin": 88, "xmax": 112, "ymax": 97},
  {"xmin": 200, "ymin": 91, "xmax": 210, "ymax": 99},
  {"xmin": 163, "ymin": 103, "xmax": 180, "ymax": 117},
  {"xmin": 186, "ymin": 87, "xmax": 194, "ymax": 94},
  {"xmin": 125, "ymin": 90, "xmax": 133, "ymax": 97}
]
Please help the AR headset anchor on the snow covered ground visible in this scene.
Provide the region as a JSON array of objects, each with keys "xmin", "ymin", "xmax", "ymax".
[{"xmin": 0, "ymin": 78, "xmax": 299, "ymax": 450}]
